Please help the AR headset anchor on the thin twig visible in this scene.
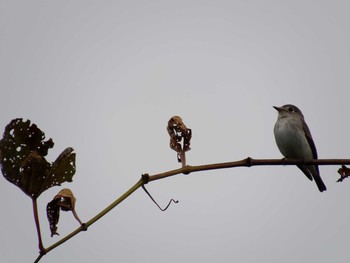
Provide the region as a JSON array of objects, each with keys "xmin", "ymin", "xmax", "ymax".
[
  {"xmin": 33, "ymin": 252, "xmax": 44, "ymax": 263},
  {"xmin": 35, "ymin": 178, "xmax": 145, "ymax": 262},
  {"xmin": 148, "ymin": 158, "xmax": 350, "ymax": 181},
  {"xmin": 142, "ymin": 185, "xmax": 178, "ymax": 211}
]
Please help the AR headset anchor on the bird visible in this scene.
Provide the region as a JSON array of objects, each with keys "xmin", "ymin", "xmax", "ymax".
[{"xmin": 273, "ymin": 104, "xmax": 326, "ymax": 192}]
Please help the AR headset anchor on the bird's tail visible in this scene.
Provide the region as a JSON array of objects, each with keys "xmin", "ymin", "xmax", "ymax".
[
  {"xmin": 298, "ymin": 165, "xmax": 327, "ymax": 192},
  {"xmin": 314, "ymin": 173, "xmax": 327, "ymax": 192}
]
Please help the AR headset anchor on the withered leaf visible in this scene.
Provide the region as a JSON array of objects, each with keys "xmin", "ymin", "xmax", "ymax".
[
  {"xmin": 337, "ymin": 165, "xmax": 350, "ymax": 182},
  {"xmin": 167, "ymin": 116, "xmax": 192, "ymax": 163},
  {"xmin": 0, "ymin": 118, "xmax": 76, "ymax": 199},
  {"xmin": 54, "ymin": 188, "xmax": 76, "ymax": 211},
  {"xmin": 47, "ymin": 188, "xmax": 82, "ymax": 237},
  {"xmin": 47, "ymin": 199, "xmax": 60, "ymax": 237},
  {"xmin": 43, "ymin": 147, "xmax": 76, "ymax": 194}
]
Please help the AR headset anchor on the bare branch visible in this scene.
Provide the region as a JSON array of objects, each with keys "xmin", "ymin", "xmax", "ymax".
[
  {"xmin": 148, "ymin": 157, "xmax": 350, "ymax": 181},
  {"xmin": 33, "ymin": 157, "xmax": 350, "ymax": 262}
]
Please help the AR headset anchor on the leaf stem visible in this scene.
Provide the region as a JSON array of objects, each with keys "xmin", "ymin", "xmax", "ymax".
[{"xmin": 32, "ymin": 198, "xmax": 45, "ymax": 253}]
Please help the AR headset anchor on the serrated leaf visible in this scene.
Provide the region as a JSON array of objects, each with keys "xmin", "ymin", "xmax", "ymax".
[{"xmin": 0, "ymin": 118, "xmax": 76, "ymax": 198}]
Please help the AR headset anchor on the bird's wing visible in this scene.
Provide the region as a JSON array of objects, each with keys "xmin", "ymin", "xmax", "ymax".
[
  {"xmin": 302, "ymin": 119, "xmax": 320, "ymax": 176},
  {"xmin": 302, "ymin": 120, "xmax": 318, "ymax": 159}
]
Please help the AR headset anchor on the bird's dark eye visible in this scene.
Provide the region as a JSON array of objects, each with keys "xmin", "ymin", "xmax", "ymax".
[{"xmin": 288, "ymin": 107, "xmax": 294, "ymax": 112}]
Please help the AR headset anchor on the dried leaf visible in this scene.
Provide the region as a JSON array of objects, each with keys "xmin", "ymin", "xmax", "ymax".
[
  {"xmin": 47, "ymin": 199, "xmax": 60, "ymax": 237},
  {"xmin": 54, "ymin": 188, "xmax": 76, "ymax": 211},
  {"xmin": 19, "ymin": 151, "xmax": 51, "ymax": 197},
  {"xmin": 47, "ymin": 188, "xmax": 82, "ymax": 237},
  {"xmin": 167, "ymin": 116, "xmax": 192, "ymax": 163},
  {"xmin": 43, "ymin": 147, "xmax": 76, "ymax": 194},
  {"xmin": 0, "ymin": 118, "xmax": 76, "ymax": 198},
  {"xmin": 337, "ymin": 165, "xmax": 350, "ymax": 182}
]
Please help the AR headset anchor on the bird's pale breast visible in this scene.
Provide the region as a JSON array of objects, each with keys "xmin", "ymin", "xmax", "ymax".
[{"xmin": 274, "ymin": 117, "xmax": 313, "ymax": 160}]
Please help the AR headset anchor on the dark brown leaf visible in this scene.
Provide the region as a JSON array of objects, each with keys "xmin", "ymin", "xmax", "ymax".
[
  {"xmin": 42, "ymin": 147, "xmax": 76, "ymax": 195},
  {"xmin": 0, "ymin": 118, "xmax": 76, "ymax": 198},
  {"xmin": 47, "ymin": 199, "xmax": 60, "ymax": 237}
]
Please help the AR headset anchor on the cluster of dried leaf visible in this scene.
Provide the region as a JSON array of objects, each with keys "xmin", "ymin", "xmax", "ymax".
[
  {"xmin": 167, "ymin": 116, "xmax": 192, "ymax": 166},
  {"xmin": 0, "ymin": 119, "xmax": 82, "ymax": 240}
]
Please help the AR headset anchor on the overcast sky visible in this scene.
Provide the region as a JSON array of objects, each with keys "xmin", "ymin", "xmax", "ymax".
[{"xmin": 1, "ymin": 1, "xmax": 350, "ymax": 262}]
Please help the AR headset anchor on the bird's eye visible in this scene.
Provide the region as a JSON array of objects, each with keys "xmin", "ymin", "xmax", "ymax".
[{"xmin": 288, "ymin": 107, "xmax": 294, "ymax": 112}]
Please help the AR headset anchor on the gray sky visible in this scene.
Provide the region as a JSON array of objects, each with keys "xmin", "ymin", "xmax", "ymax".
[{"xmin": 1, "ymin": 1, "xmax": 350, "ymax": 262}]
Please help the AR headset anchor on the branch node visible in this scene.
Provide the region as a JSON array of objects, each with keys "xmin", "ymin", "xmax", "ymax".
[
  {"xmin": 246, "ymin": 157, "xmax": 253, "ymax": 167},
  {"xmin": 281, "ymin": 157, "xmax": 287, "ymax": 165},
  {"xmin": 81, "ymin": 223, "xmax": 88, "ymax": 231},
  {"xmin": 142, "ymin": 174, "xmax": 150, "ymax": 184},
  {"xmin": 182, "ymin": 165, "xmax": 191, "ymax": 175}
]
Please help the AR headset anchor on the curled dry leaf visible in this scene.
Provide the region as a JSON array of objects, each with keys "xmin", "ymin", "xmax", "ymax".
[
  {"xmin": 47, "ymin": 188, "xmax": 83, "ymax": 237},
  {"xmin": 337, "ymin": 165, "xmax": 350, "ymax": 182},
  {"xmin": 0, "ymin": 118, "xmax": 76, "ymax": 199},
  {"xmin": 167, "ymin": 116, "xmax": 192, "ymax": 164},
  {"xmin": 47, "ymin": 198, "xmax": 60, "ymax": 237}
]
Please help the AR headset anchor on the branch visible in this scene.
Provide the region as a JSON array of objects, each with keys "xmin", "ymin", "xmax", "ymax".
[
  {"xmin": 148, "ymin": 158, "xmax": 350, "ymax": 181},
  {"xmin": 34, "ymin": 177, "xmax": 146, "ymax": 262},
  {"xmin": 33, "ymin": 157, "xmax": 350, "ymax": 262}
]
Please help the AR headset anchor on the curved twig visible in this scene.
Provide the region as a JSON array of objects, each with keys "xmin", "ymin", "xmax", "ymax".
[{"xmin": 142, "ymin": 185, "xmax": 178, "ymax": 211}]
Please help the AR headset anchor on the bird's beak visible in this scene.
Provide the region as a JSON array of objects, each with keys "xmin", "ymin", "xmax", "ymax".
[{"xmin": 273, "ymin": 106, "xmax": 284, "ymax": 112}]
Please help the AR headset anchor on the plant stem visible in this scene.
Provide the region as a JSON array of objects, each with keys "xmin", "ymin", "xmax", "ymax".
[
  {"xmin": 84, "ymin": 178, "xmax": 144, "ymax": 227},
  {"xmin": 32, "ymin": 198, "xmax": 45, "ymax": 253},
  {"xmin": 180, "ymin": 150, "xmax": 186, "ymax": 167},
  {"xmin": 35, "ymin": 178, "xmax": 144, "ymax": 262},
  {"xmin": 148, "ymin": 158, "xmax": 350, "ymax": 181},
  {"xmin": 33, "ymin": 253, "xmax": 44, "ymax": 263}
]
